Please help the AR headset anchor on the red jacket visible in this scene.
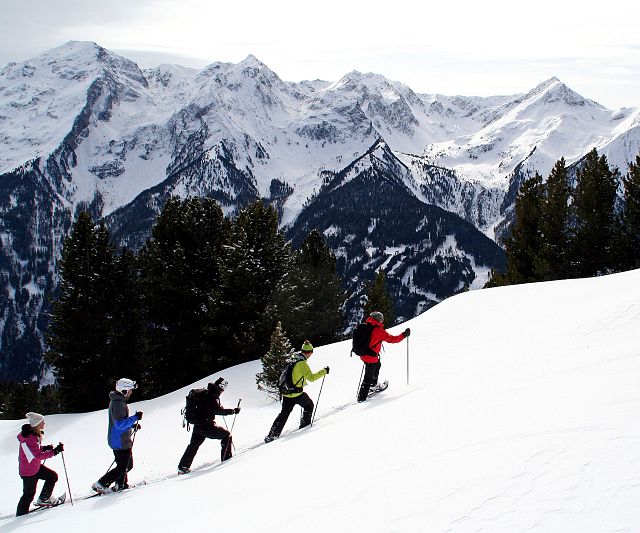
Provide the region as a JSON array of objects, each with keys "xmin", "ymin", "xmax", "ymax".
[{"xmin": 360, "ymin": 316, "xmax": 406, "ymax": 363}]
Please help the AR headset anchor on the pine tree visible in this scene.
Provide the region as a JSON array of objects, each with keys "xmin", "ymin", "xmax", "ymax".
[
  {"xmin": 39, "ymin": 385, "xmax": 61, "ymax": 415},
  {"xmin": 283, "ymin": 229, "xmax": 346, "ymax": 348},
  {"xmin": 217, "ymin": 201, "xmax": 293, "ymax": 363},
  {"xmin": 3, "ymin": 382, "xmax": 43, "ymax": 419},
  {"xmin": 364, "ymin": 269, "xmax": 396, "ymax": 325},
  {"xmin": 106, "ymin": 248, "xmax": 145, "ymax": 383},
  {"xmin": 617, "ymin": 155, "xmax": 640, "ymax": 270},
  {"xmin": 484, "ymin": 268, "xmax": 506, "ymax": 288},
  {"xmin": 571, "ymin": 149, "xmax": 619, "ymax": 277},
  {"xmin": 139, "ymin": 197, "xmax": 229, "ymax": 396},
  {"xmin": 501, "ymin": 173, "xmax": 545, "ymax": 284},
  {"xmin": 46, "ymin": 212, "xmax": 122, "ymax": 411},
  {"xmin": 256, "ymin": 321, "xmax": 296, "ymax": 399},
  {"xmin": 537, "ymin": 158, "xmax": 571, "ymax": 280}
]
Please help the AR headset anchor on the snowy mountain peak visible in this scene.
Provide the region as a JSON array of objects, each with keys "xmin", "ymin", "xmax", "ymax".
[
  {"xmin": 331, "ymin": 70, "xmax": 406, "ymax": 98},
  {"xmin": 0, "ymin": 40, "xmax": 149, "ymax": 94},
  {"xmin": 239, "ymin": 54, "xmax": 266, "ymax": 68},
  {"xmin": 524, "ymin": 77, "xmax": 597, "ymax": 108},
  {"xmin": 537, "ymin": 75, "xmax": 561, "ymax": 87},
  {"xmin": 48, "ymin": 41, "xmax": 144, "ymax": 78},
  {"xmin": 234, "ymin": 54, "xmax": 280, "ymax": 80},
  {"xmin": 43, "ymin": 40, "xmax": 106, "ymax": 60},
  {"xmin": 526, "ymin": 77, "xmax": 564, "ymax": 97},
  {"xmin": 195, "ymin": 54, "xmax": 288, "ymax": 101},
  {"xmin": 0, "ymin": 40, "xmax": 152, "ymax": 175}
]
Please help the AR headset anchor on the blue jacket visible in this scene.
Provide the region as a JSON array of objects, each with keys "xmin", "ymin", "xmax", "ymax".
[{"xmin": 107, "ymin": 391, "xmax": 138, "ymax": 450}]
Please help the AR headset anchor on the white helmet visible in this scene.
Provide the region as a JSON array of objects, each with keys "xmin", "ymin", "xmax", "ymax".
[{"xmin": 116, "ymin": 378, "xmax": 138, "ymax": 392}]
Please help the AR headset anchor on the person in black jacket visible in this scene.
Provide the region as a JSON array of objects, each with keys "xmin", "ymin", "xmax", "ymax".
[{"xmin": 177, "ymin": 377, "xmax": 240, "ymax": 474}]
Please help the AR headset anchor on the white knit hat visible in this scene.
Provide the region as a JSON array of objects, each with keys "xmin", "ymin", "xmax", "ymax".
[
  {"xmin": 116, "ymin": 378, "xmax": 137, "ymax": 392},
  {"xmin": 26, "ymin": 412, "xmax": 44, "ymax": 427}
]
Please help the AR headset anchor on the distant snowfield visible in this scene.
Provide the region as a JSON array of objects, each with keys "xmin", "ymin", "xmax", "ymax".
[{"xmin": 1, "ymin": 269, "xmax": 639, "ymax": 532}]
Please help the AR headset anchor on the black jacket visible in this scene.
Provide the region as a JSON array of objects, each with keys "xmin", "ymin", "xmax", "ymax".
[{"xmin": 203, "ymin": 383, "xmax": 235, "ymax": 423}]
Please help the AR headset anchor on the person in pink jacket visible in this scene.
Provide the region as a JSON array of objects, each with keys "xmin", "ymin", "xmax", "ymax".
[{"xmin": 16, "ymin": 412, "xmax": 64, "ymax": 516}]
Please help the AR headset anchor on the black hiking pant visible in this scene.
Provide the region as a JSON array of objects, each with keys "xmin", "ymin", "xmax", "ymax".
[
  {"xmin": 16, "ymin": 465, "xmax": 58, "ymax": 516},
  {"xmin": 178, "ymin": 421, "xmax": 232, "ymax": 469},
  {"xmin": 358, "ymin": 361, "xmax": 381, "ymax": 402},
  {"xmin": 267, "ymin": 392, "xmax": 314, "ymax": 439},
  {"xmin": 98, "ymin": 448, "xmax": 133, "ymax": 489}
]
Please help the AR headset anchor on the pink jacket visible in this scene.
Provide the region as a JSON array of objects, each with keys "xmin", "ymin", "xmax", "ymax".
[{"xmin": 17, "ymin": 424, "xmax": 55, "ymax": 477}]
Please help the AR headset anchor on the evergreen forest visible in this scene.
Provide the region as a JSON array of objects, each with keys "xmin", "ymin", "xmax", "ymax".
[
  {"xmin": 42, "ymin": 199, "xmax": 347, "ymax": 412},
  {"xmin": 487, "ymin": 150, "xmax": 640, "ymax": 287}
]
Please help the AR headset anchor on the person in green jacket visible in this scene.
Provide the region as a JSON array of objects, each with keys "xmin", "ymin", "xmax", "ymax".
[{"xmin": 264, "ymin": 340, "xmax": 329, "ymax": 443}]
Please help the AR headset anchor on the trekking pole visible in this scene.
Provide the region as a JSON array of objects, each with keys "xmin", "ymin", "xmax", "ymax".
[
  {"xmin": 223, "ymin": 399, "xmax": 241, "ymax": 458},
  {"xmin": 356, "ymin": 363, "xmax": 365, "ymax": 398},
  {"xmin": 60, "ymin": 449, "xmax": 74, "ymax": 506},
  {"xmin": 121, "ymin": 425, "xmax": 139, "ymax": 489},
  {"xmin": 406, "ymin": 337, "xmax": 410, "ymax": 385},
  {"xmin": 230, "ymin": 399, "xmax": 241, "ymax": 434},
  {"xmin": 103, "ymin": 459, "xmax": 116, "ymax": 476},
  {"xmin": 311, "ymin": 375, "xmax": 326, "ymax": 426},
  {"xmin": 221, "ymin": 417, "xmax": 236, "ymax": 452}
]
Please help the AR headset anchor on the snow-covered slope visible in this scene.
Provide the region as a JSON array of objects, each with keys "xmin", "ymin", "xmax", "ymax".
[{"xmin": 1, "ymin": 269, "xmax": 639, "ymax": 531}]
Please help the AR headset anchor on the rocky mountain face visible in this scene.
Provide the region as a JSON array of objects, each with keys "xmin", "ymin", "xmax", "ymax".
[
  {"xmin": 287, "ymin": 140, "xmax": 505, "ymax": 322},
  {"xmin": 1, "ymin": 41, "xmax": 638, "ymax": 381}
]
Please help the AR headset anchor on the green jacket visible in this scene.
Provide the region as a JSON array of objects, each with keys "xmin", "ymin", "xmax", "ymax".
[{"xmin": 284, "ymin": 353, "xmax": 327, "ymax": 398}]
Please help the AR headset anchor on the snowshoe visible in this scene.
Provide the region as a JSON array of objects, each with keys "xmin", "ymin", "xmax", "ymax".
[
  {"xmin": 35, "ymin": 492, "xmax": 66, "ymax": 508},
  {"xmin": 91, "ymin": 481, "xmax": 109, "ymax": 495},
  {"xmin": 178, "ymin": 466, "xmax": 191, "ymax": 475},
  {"xmin": 111, "ymin": 482, "xmax": 129, "ymax": 492},
  {"xmin": 368, "ymin": 380, "xmax": 389, "ymax": 396}
]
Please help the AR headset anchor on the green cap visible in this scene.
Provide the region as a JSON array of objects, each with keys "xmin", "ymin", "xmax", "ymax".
[{"xmin": 301, "ymin": 340, "xmax": 314, "ymax": 353}]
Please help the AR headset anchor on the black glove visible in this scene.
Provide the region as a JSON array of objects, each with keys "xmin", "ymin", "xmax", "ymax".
[
  {"xmin": 403, "ymin": 328, "xmax": 411, "ymax": 338},
  {"xmin": 135, "ymin": 411, "xmax": 143, "ymax": 420},
  {"xmin": 42, "ymin": 444, "xmax": 54, "ymax": 451},
  {"xmin": 234, "ymin": 407, "xmax": 241, "ymax": 414},
  {"xmin": 53, "ymin": 443, "xmax": 64, "ymax": 455},
  {"xmin": 324, "ymin": 366, "xmax": 330, "ymax": 375}
]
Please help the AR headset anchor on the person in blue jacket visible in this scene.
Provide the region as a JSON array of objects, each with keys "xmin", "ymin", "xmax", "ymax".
[{"xmin": 91, "ymin": 378, "xmax": 142, "ymax": 493}]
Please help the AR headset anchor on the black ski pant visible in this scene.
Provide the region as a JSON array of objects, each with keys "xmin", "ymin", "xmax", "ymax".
[
  {"xmin": 358, "ymin": 361, "xmax": 381, "ymax": 401},
  {"xmin": 16, "ymin": 465, "xmax": 58, "ymax": 516},
  {"xmin": 98, "ymin": 448, "xmax": 133, "ymax": 489},
  {"xmin": 267, "ymin": 392, "xmax": 314, "ymax": 439},
  {"xmin": 178, "ymin": 421, "xmax": 232, "ymax": 469}
]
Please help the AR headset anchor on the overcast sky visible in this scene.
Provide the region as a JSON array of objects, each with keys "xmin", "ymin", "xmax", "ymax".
[{"xmin": 2, "ymin": 0, "xmax": 639, "ymax": 109}]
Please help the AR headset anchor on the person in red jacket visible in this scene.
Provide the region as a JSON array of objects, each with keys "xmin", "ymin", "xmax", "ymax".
[
  {"xmin": 16, "ymin": 412, "xmax": 65, "ymax": 516},
  {"xmin": 357, "ymin": 311, "xmax": 410, "ymax": 402}
]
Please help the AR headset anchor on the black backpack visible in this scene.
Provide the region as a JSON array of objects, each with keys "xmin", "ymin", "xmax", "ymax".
[
  {"xmin": 278, "ymin": 361, "xmax": 303, "ymax": 396},
  {"xmin": 181, "ymin": 388, "xmax": 210, "ymax": 429},
  {"xmin": 351, "ymin": 322, "xmax": 378, "ymax": 356}
]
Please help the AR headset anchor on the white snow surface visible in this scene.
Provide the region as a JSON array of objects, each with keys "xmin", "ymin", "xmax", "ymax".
[{"xmin": 1, "ymin": 269, "xmax": 640, "ymax": 531}]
